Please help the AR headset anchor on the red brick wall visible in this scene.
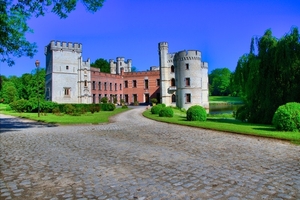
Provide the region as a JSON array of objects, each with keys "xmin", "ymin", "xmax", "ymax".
[{"xmin": 91, "ymin": 67, "xmax": 160, "ymax": 105}]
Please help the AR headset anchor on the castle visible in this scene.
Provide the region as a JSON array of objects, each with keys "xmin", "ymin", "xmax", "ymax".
[{"xmin": 45, "ymin": 41, "xmax": 209, "ymax": 110}]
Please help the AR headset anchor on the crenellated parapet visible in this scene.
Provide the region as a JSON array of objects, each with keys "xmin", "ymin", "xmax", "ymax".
[
  {"xmin": 174, "ymin": 50, "xmax": 201, "ymax": 62},
  {"xmin": 44, "ymin": 40, "xmax": 82, "ymax": 55}
]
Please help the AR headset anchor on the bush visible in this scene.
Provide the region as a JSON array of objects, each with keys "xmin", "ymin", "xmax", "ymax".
[
  {"xmin": 52, "ymin": 107, "xmax": 61, "ymax": 115},
  {"xmin": 101, "ymin": 97, "xmax": 108, "ymax": 103},
  {"xmin": 134, "ymin": 101, "xmax": 139, "ymax": 106},
  {"xmin": 64, "ymin": 104, "xmax": 76, "ymax": 114},
  {"xmin": 9, "ymin": 99, "xmax": 28, "ymax": 112},
  {"xmin": 272, "ymin": 102, "xmax": 300, "ymax": 132},
  {"xmin": 151, "ymin": 98, "xmax": 158, "ymax": 105},
  {"xmin": 186, "ymin": 105, "xmax": 207, "ymax": 121},
  {"xmin": 122, "ymin": 105, "xmax": 128, "ymax": 109},
  {"xmin": 100, "ymin": 103, "xmax": 116, "ymax": 111},
  {"xmin": 159, "ymin": 107, "xmax": 174, "ymax": 117},
  {"xmin": 151, "ymin": 104, "xmax": 164, "ymax": 114},
  {"xmin": 235, "ymin": 105, "xmax": 249, "ymax": 122}
]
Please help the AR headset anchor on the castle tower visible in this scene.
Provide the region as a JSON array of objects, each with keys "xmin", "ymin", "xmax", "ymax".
[
  {"xmin": 158, "ymin": 42, "xmax": 171, "ymax": 105},
  {"xmin": 45, "ymin": 41, "xmax": 92, "ymax": 103},
  {"xmin": 175, "ymin": 50, "xmax": 206, "ymax": 110},
  {"xmin": 110, "ymin": 57, "xmax": 132, "ymax": 74}
]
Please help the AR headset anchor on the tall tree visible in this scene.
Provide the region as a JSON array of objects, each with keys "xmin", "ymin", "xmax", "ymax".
[
  {"xmin": 232, "ymin": 27, "xmax": 300, "ymax": 124},
  {"xmin": 209, "ymin": 68, "xmax": 232, "ymax": 96},
  {"xmin": 91, "ymin": 58, "xmax": 110, "ymax": 73},
  {"xmin": 1, "ymin": 0, "xmax": 105, "ymax": 66}
]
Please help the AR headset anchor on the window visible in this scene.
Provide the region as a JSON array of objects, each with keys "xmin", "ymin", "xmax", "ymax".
[
  {"xmin": 110, "ymin": 83, "xmax": 112, "ymax": 91},
  {"xmin": 144, "ymin": 79, "xmax": 149, "ymax": 89},
  {"xmin": 115, "ymin": 83, "xmax": 117, "ymax": 91},
  {"xmin": 124, "ymin": 81, "xmax": 128, "ymax": 88},
  {"xmin": 171, "ymin": 65, "xmax": 174, "ymax": 73},
  {"xmin": 156, "ymin": 79, "xmax": 160, "ymax": 86},
  {"xmin": 186, "ymin": 93, "xmax": 191, "ymax": 103},
  {"xmin": 66, "ymin": 66, "xmax": 69, "ymax": 70},
  {"xmin": 92, "ymin": 81, "xmax": 96, "ymax": 90},
  {"xmin": 104, "ymin": 82, "xmax": 107, "ymax": 90},
  {"xmin": 133, "ymin": 80, "xmax": 137, "ymax": 88},
  {"xmin": 84, "ymin": 80, "xmax": 87, "ymax": 87},
  {"xmin": 98, "ymin": 94, "xmax": 102, "ymax": 103},
  {"xmin": 172, "ymin": 94, "xmax": 176, "ymax": 103},
  {"xmin": 99, "ymin": 82, "xmax": 102, "ymax": 90},
  {"xmin": 120, "ymin": 84, "xmax": 122, "ymax": 90},
  {"xmin": 186, "ymin": 63, "xmax": 189, "ymax": 70},
  {"xmin": 171, "ymin": 78, "xmax": 175, "ymax": 86},
  {"xmin": 93, "ymin": 94, "xmax": 96, "ymax": 103},
  {"xmin": 124, "ymin": 94, "xmax": 129, "ymax": 103},
  {"xmin": 185, "ymin": 78, "xmax": 190, "ymax": 86},
  {"xmin": 64, "ymin": 88, "xmax": 70, "ymax": 96},
  {"xmin": 133, "ymin": 94, "xmax": 137, "ymax": 102},
  {"xmin": 120, "ymin": 62, "xmax": 122, "ymax": 66}
]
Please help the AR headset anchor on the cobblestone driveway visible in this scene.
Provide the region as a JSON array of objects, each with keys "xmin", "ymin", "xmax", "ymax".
[{"xmin": 1, "ymin": 108, "xmax": 299, "ymax": 200}]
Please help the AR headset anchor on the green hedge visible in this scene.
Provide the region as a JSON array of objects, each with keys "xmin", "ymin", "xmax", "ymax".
[
  {"xmin": 186, "ymin": 105, "xmax": 207, "ymax": 121},
  {"xmin": 159, "ymin": 107, "xmax": 174, "ymax": 117},
  {"xmin": 272, "ymin": 102, "xmax": 300, "ymax": 132}
]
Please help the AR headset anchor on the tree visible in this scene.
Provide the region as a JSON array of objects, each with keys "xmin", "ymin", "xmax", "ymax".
[
  {"xmin": 91, "ymin": 58, "xmax": 110, "ymax": 73},
  {"xmin": 1, "ymin": 81, "xmax": 18, "ymax": 103},
  {"xmin": 232, "ymin": 27, "xmax": 300, "ymax": 124},
  {"xmin": 1, "ymin": 0, "xmax": 105, "ymax": 66},
  {"xmin": 209, "ymin": 68, "xmax": 232, "ymax": 96},
  {"xmin": 131, "ymin": 66, "xmax": 137, "ymax": 72}
]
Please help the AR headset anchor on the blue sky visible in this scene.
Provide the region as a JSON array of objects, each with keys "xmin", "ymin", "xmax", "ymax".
[{"xmin": 1, "ymin": 0, "xmax": 299, "ymax": 77}]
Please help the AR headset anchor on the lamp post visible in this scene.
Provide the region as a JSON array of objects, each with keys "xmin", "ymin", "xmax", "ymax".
[{"xmin": 35, "ymin": 60, "xmax": 40, "ymax": 117}]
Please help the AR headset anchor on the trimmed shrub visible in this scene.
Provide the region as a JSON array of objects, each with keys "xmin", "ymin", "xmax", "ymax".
[
  {"xmin": 134, "ymin": 101, "xmax": 139, "ymax": 106},
  {"xmin": 151, "ymin": 104, "xmax": 164, "ymax": 114},
  {"xmin": 122, "ymin": 105, "xmax": 128, "ymax": 109},
  {"xmin": 159, "ymin": 107, "xmax": 174, "ymax": 117},
  {"xmin": 272, "ymin": 102, "xmax": 300, "ymax": 132},
  {"xmin": 64, "ymin": 104, "xmax": 76, "ymax": 114},
  {"xmin": 52, "ymin": 107, "xmax": 61, "ymax": 115},
  {"xmin": 186, "ymin": 105, "xmax": 207, "ymax": 121},
  {"xmin": 100, "ymin": 103, "xmax": 116, "ymax": 111}
]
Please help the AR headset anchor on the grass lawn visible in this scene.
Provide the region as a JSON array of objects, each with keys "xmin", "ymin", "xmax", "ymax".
[
  {"xmin": 209, "ymin": 96, "xmax": 243, "ymax": 104},
  {"xmin": 143, "ymin": 108, "xmax": 300, "ymax": 145},
  {"xmin": 0, "ymin": 104, "xmax": 129, "ymax": 125}
]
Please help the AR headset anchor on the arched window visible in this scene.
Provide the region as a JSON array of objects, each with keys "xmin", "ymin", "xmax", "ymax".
[
  {"xmin": 171, "ymin": 78, "xmax": 175, "ymax": 86},
  {"xmin": 172, "ymin": 94, "xmax": 176, "ymax": 103},
  {"xmin": 171, "ymin": 65, "xmax": 174, "ymax": 73}
]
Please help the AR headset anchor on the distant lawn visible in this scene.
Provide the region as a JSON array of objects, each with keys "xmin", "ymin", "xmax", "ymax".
[
  {"xmin": 0, "ymin": 104, "xmax": 129, "ymax": 125},
  {"xmin": 143, "ymin": 108, "xmax": 300, "ymax": 145},
  {"xmin": 209, "ymin": 96, "xmax": 243, "ymax": 104}
]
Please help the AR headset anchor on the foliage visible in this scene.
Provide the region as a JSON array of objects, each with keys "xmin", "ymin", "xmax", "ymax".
[
  {"xmin": 231, "ymin": 27, "xmax": 300, "ymax": 124},
  {"xmin": 151, "ymin": 104, "xmax": 164, "ymax": 114},
  {"xmin": 209, "ymin": 68, "xmax": 232, "ymax": 96},
  {"xmin": 1, "ymin": 0, "xmax": 104, "ymax": 66},
  {"xmin": 91, "ymin": 58, "xmax": 110, "ymax": 73},
  {"xmin": 131, "ymin": 66, "xmax": 137, "ymax": 72},
  {"xmin": 100, "ymin": 103, "xmax": 116, "ymax": 111},
  {"xmin": 150, "ymin": 98, "xmax": 158, "ymax": 104},
  {"xmin": 272, "ymin": 102, "xmax": 300, "ymax": 132},
  {"xmin": 9, "ymin": 99, "xmax": 28, "ymax": 112},
  {"xmin": 159, "ymin": 107, "xmax": 174, "ymax": 117},
  {"xmin": 1, "ymin": 81, "xmax": 18, "ymax": 103},
  {"xmin": 101, "ymin": 97, "xmax": 108, "ymax": 103},
  {"xmin": 186, "ymin": 105, "xmax": 207, "ymax": 121},
  {"xmin": 235, "ymin": 105, "xmax": 249, "ymax": 122},
  {"xmin": 63, "ymin": 104, "xmax": 76, "ymax": 115},
  {"xmin": 122, "ymin": 105, "xmax": 128, "ymax": 109},
  {"xmin": 134, "ymin": 101, "xmax": 139, "ymax": 106}
]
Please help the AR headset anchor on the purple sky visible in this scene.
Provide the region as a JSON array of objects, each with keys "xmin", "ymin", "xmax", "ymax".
[{"xmin": 1, "ymin": 0, "xmax": 299, "ymax": 77}]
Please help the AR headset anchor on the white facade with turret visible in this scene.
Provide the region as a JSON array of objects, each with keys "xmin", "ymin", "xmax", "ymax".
[
  {"xmin": 45, "ymin": 41, "xmax": 92, "ymax": 103},
  {"xmin": 158, "ymin": 42, "xmax": 209, "ymax": 111},
  {"xmin": 109, "ymin": 57, "xmax": 132, "ymax": 74}
]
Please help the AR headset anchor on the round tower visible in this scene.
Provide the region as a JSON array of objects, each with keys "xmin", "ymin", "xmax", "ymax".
[
  {"xmin": 158, "ymin": 42, "xmax": 171, "ymax": 105},
  {"xmin": 175, "ymin": 50, "xmax": 203, "ymax": 110}
]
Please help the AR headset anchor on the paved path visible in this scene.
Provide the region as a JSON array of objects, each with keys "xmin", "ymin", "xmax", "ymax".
[{"xmin": 0, "ymin": 108, "xmax": 299, "ymax": 200}]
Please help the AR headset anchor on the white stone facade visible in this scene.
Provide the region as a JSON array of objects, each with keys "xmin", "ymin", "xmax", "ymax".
[
  {"xmin": 45, "ymin": 41, "xmax": 92, "ymax": 104},
  {"xmin": 158, "ymin": 42, "xmax": 209, "ymax": 111}
]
